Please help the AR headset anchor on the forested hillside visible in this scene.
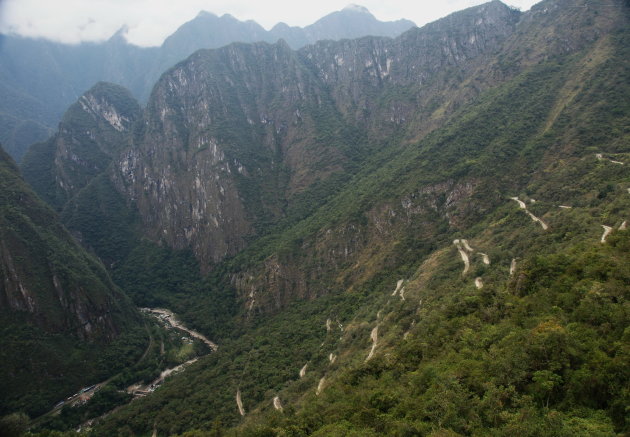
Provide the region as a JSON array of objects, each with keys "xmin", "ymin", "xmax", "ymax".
[
  {"xmin": 86, "ymin": 1, "xmax": 630, "ymax": 435},
  {"xmin": 0, "ymin": 146, "xmax": 146, "ymax": 418},
  {"xmin": 5, "ymin": 0, "xmax": 629, "ymax": 435}
]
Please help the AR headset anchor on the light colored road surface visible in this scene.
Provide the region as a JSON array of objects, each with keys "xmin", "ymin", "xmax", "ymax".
[
  {"xmin": 453, "ymin": 240, "xmax": 470, "ymax": 275},
  {"xmin": 619, "ymin": 221, "xmax": 627, "ymax": 231},
  {"xmin": 461, "ymin": 239, "xmax": 474, "ymax": 252},
  {"xmin": 601, "ymin": 225, "xmax": 612, "ymax": 243},
  {"xmin": 475, "ymin": 277, "xmax": 483, "ymax": 289},
  {"xmin": 299, "ymin": 363, "xmax": 308, "ymax": 378},
  {"xmin": 366, "ymin": 326, "xmax": 378, "ymax": 361},
  {"xmin": 236, "ymin": 389, "xmax": 245, "ymax": 416},
  {"xmin": 273, "ymin": 396, "xmax": 283, "ymax": 412},
  {"xmin": 316, "ymin": 377, "xmax": 326, "ymax": 396},
  {"xmin": 510, "ymin": 258, "xmax": 517, "ymax": 276},
  {"xmin": 510, "ymin": 197, "xmax": 548, "ymax": 230},
  {"xmin": 392, "ymin": 279, "xmax": 404, "ymax": 296},
  {"xmin": 479, "ymin": 253, "xmax": 490, "ymax": 265},
  {"xmin": 329, "ymin": 353, "xmax": 337, "ymax": 364}
]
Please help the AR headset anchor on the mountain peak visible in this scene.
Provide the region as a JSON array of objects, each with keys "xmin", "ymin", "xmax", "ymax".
[{"xmin": 342, "ymin": 4, "xmax": 371, "ymax": 14}]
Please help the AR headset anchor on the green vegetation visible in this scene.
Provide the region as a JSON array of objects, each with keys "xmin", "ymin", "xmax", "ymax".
[
  {"xmin": 86, "ymin": 25, "xmax": 629, "ymax": 437},
  {"xmin": 3, "ymin": 3, "xmax": 628, "ymax": 436},
  {"xmin": 0, "ymin": 146, "xmax": 147, "ymax": 418}
]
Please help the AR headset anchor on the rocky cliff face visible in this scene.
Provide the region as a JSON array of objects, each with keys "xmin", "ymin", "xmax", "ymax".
[
  {"xmin": 21, "ymin": 82, "xmax": 140, "ymax": 210},
  {"xmin": 108, "ymin": 2, "xmax": 524, "ymax": 272}
]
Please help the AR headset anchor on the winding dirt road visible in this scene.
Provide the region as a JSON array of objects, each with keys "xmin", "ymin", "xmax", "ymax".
[
  {"xmin": 510, "ymin": 197, "xmax": 548, "ymax": 230},
  {"xmin": 601, "ymin": 225, "xmax": 612, "ymax": 243}
]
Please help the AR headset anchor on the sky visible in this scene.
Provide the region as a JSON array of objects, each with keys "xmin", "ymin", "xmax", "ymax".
[{"xmin": 0, "ymin": 0, "xmax": 540, "ymax": 47}]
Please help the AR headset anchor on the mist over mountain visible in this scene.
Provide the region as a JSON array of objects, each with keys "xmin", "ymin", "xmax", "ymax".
[{"xmin": 0, "ymin": 5, "xmax": 415, "ymax": 161}]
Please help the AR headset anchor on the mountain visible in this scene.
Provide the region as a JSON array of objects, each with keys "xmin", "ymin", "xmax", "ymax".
[
  {"xmin": 0, "ymin": 145, "xmax": 146, "ymax": 417},
  {"xmin": 23, "ymin": 1, "xmax": 519, "ymax": 275},
  {"xmin": 74, "ymin": 0, "xmax": 627, "ymax": 435},
  {"xmin": 21, "ymin": 82, "xmax": 141, "ymax": 210},
  {"xmin": 10, "ymin": 0, "xmax": 630, "ymax": 434},
  {"xmin": 0, "ymin": 6, "xmax": 415, "ymax": 161}
]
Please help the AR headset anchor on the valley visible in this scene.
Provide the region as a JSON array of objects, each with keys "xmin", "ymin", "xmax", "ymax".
[{"xmin": 1, "ymin": 0, "xmax": 629, "ymax": 436}]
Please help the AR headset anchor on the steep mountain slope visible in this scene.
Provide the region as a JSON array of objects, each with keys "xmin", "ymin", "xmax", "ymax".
[
  {"xmin": 85, "ymin": 1, "xmax": 629, "ymax": 435},
  {"xmin": 21, "ymin": 82, "xmax": 141, "ymax": 210},
  {"xmin": 22, "ymin": 2, "xmax": 521, "ymax": 277},
  {"xmin": 112, "ymin": 1, "xmax": 523, "ymax": 273},
  {"xmin": 1, "ymin": 6, "xmax": 414, "ymax": 161},
  {"xmin": 0, "ymin": 146, "xmax": 146, "ymax": 417}
]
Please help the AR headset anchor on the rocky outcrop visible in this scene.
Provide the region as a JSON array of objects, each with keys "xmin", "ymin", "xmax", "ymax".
[{"xmin": 21, "ymin": 82, "xmax": 141, "ymax": 210}]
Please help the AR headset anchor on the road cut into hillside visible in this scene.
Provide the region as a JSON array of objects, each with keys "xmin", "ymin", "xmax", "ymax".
[
  {"xmin": 366, "ymin": 326, "xmax": 378, "ymax": 361},
  {"xmin": 236, "ymin": 389, "xmax": 245, "ymax": 416},
  {"xmin": 510, "ymin": 258, "xmax": 517, "ymax": 276},
  {"xmin": 510, "ymin": 197, "xmax": 548, "ymax": 230},
  {"xmin": 453, "ymin": 240, "xmax": 470, "ymax": 275},
  {"xmin": 273, "ymin": 396, "xmax": 283, "ymax": 412},
  {"xmin": 479, "ymin": 253, "xmax": 490, "ymax": 265},
  {"xmin": 392, "ymin": 279, "xmax": 404, "ymax": 296}
]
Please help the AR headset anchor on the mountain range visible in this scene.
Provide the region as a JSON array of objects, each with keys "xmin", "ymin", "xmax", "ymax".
[
  {"xmin": 1, "ymin": 0, "xmax": 629, "ymax": 435},
  {"xmin": 0, "ymin": 5, "xmax": 414, "ymax": 161}
]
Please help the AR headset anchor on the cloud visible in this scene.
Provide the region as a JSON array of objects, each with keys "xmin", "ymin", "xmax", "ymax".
[{"xmin": 0, "ymin": 0, "xmax": 540, "ymax": 47}]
